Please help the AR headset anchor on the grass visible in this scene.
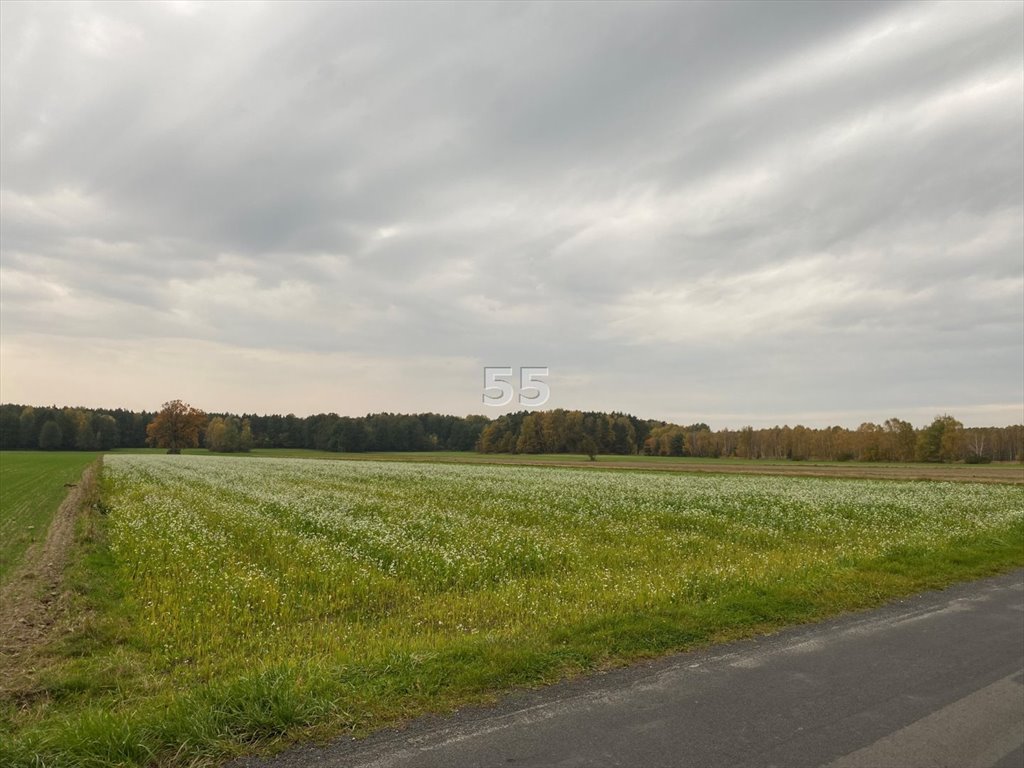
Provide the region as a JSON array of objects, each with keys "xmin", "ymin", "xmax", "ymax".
[
  {"xmin": 2, "ymin": 454, "xmax": 1021, "ymax": 767},
  {"xmin": 0, "ymin": 452, "xmax": 100, "ymax": 583}
]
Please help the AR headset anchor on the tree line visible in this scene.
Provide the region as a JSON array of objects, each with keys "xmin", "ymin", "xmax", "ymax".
[
  {"xmin": 0, "ymin": 402, "xmax": 1020, "ymax": 462},
  {"xmin": 0, "ymin": 403, "xmax": 489, "ymax": 454},
  {"xmin": 0, "ymin": 405, "xmax": 150, "ymax": 452},
  {"xmin": 477, "ymin": 410, "xmax": 1023, "ymax": 463}
]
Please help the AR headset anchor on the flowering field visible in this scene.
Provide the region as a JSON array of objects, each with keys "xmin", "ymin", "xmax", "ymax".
[{"xmin": 4, "ymin": 454, "xmax": 1022, "ymax": 767}]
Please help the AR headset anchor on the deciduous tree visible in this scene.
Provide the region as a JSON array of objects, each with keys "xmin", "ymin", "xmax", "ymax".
[
  {"xmin": 515, "ymin": 413, "xmax": 544, "ymax": 453},
  {"xmin": 205, "ymin": 416, "xmax": 227, "ymax": 451},
  {"xmin": 147, "ymin": 400, "xmax": 206, "ymax": 454}
]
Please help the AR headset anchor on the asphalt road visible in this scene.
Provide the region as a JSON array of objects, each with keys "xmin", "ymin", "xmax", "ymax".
[{"xmin": 238, "ymin": 570, "xmax": 1024, "ymax": 768}]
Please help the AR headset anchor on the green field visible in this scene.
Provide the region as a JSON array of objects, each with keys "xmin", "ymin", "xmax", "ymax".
[
  {"xmin": 0, "ymin": 452, "xmax": 99, "ymax": 583},
  {"xmin": 2, "ymin": 453, "xmax": 1021, "ymax": 767}
]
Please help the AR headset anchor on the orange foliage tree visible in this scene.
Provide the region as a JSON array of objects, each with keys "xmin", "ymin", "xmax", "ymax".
[{"xmin": 146, "ymin": 400, "xmax": 206, "ymax": 454}]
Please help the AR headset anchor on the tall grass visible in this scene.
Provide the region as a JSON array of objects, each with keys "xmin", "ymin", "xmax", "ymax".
[{"xmin": 3, "ymin": 455, "xmax": 1021, "ymax": 767}]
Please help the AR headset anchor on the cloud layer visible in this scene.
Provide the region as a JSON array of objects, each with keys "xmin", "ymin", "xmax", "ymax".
[{"xmin": 2, "ymin": 0, "xmax": 1021, "ymax": 426}]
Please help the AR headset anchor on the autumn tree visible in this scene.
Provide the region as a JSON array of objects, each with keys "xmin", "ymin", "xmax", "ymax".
[
  {"xmin": 205, "ymin": 416, "xmax": 227, "ymax": 451},
  {"xmin": 856, "ymin": 423, "xmax": 882, "ymax": 462},
  {"xmin": 74, "ymin": 412, "xmax": 98, "ymax": 451},
  {"xmin": 737, "ymin": 426, "xmax": 755, "ymax": 459},
  {"xmin": 915, "ymin": 414, "xmax": 964, "ymax": 463},
  {"xmin": 206, "ymin": 415, "xmax": 253, "ymax": 453},
  {"xmin": 938, "ymin": 415, "xmax": 965, "ymax": 462},
  {"xmin": 540, "ymin": 409, "xmax": 568, "ymax": 453},
  {"xmin": 882, "ymin": 418, "xmax": 916, "ymax": 462},
  {"xmin": 515, "ymin": 413, "xmax": 544, "ymax": 453},
  {"xmin": 147, "ymin": 400, "xmax": 206, "ymax": 454},
  {"xmin": 239, "ymin": 418, "xmax": 253, "ymax": 452}
]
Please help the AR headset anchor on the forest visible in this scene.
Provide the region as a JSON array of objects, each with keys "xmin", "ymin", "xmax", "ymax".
[
  {"xmin": 476, "ymin": 410, "xmax": 1022, "ymax": 463},
  {"xmin": 0, "ymin": 403, "xmax": 1020, "ymax": 463},
  {"xmin": 0, "ymin": 405, "xmax": 488, "ymax": 454}
]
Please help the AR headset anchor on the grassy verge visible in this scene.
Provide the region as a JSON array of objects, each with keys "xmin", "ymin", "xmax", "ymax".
[
  {"xmin": 2, "ymin": 456, "xmax": 1021, "ymax": 767},
  {"xmin": 0, "ymin": 452, "xmax": 101, "ymax": 583}
]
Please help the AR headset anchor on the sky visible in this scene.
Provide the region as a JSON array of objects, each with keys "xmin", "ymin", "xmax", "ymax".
[{"xmin": 1, "ymin": 0, "xmax": 1022, "ymax": 428}]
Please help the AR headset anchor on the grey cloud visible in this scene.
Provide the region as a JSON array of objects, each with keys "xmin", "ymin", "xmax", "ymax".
[{"xmin": 1, "ymin": 0, "xmax": 1021, "ymax": 425}]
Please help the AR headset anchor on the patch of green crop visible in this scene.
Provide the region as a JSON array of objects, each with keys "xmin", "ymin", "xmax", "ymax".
[{"xmin": 0, "ymin": 452, "xmax": 99, "ymax": 582}]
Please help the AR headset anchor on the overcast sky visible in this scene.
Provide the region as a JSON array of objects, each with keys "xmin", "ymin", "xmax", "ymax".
[{"xmin": 1, "ymin": 1, "xmax": 1021, "ymax": 428}]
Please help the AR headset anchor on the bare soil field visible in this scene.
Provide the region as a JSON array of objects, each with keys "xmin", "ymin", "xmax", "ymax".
[
  {"xmin": 324, "ymin": 453, "xmax": 1024, "ymax": 485},
  {"xmin": 501, "ymin": 458, "xmax": 1024, "ymax": 484}
]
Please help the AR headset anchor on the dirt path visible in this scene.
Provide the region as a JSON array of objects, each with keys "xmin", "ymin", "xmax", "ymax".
[
  {"xmin": 366, "ymin": 455, "xmax": 1024, "ymax": 484},
  {"xmin": 532, "ymin": 460, "xmax": 1024, "ymax": 484},
  {"xmin": 0, "ymin": 459, "xmax": 100, "ymax": 695}
]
